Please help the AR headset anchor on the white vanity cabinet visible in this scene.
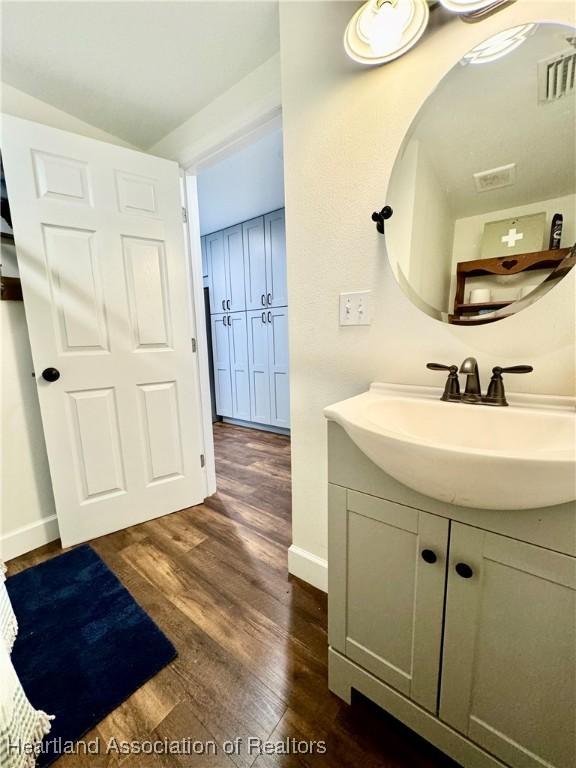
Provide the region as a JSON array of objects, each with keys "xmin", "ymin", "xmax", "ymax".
[{"xmin": 328, "ymin": 422, "xmax": 576, "ymax": 768}]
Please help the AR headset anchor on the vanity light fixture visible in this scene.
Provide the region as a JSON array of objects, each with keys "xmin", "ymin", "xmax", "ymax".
[
  {"xmin": 344, "ymin": 0, "xmax": 430, "ymax": 65},
  {"xmin": 461, "ymin": 23, "xmax": 536, "ymax": 63},
  {"xmin": 439, "ymin": 0, "xmax": 513, "ymax": 15}
]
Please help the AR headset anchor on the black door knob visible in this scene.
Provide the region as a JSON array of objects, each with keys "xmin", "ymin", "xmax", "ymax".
[
  {"xmin": 42, "ymin": 367, "xmax": 60, "ymax": 382},
  {"xmin": 421, "ymin": 549, "xmax": 437, "ymax": 564},
  {"xmin": 455, "ymin": 562, "xmax": 473, "ymax": 579}
]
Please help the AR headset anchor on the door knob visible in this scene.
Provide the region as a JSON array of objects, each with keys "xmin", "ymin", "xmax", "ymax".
[
  {"xmin": 42, "ymin": 367, "xmax": 60, "ymax": 382},
  {"xmin": 455, "ymin": 562, "xmax": 473, "ymax": 579},
  {"xmin": 421, "ymin": 549, "xmax": 437, "ymax": 564}
]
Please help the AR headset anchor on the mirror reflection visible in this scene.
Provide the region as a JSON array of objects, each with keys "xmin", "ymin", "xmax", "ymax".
[{"xmin": 386, "ymin": 22, "xmax": 576, "ymax": 325}]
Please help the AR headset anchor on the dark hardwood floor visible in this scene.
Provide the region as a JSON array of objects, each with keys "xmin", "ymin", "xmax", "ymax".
[{"xmin": 8, "ymin": 423, "xmax": 457, "ymax": 768}]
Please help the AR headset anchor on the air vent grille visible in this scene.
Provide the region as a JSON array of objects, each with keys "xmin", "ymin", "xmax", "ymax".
[
  {"xmin": 474, "ymin": 164, "xmax": 516, "ymax": 193},
  {"xmin": 538, "ymin": 50, "xmax": 576, "ymax": 103}
]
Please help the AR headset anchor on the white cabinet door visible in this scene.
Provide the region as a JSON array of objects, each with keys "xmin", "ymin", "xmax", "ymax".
[
  {"xmin": 329, "ymin": 490, "xmax": 449, "ymax": 713},
  {"xmin": 246, "ymin": 309, "xmax": 271, "ymax": 425},
  {"xmin": 207, "ymin": 230, "xmax": 227, "ymax": 314},
  {"xmin": 223, "ymin": 224, "xmax": 246, "ymax": 313},
  {"xmin": 440, "ymin": 524, "xmax": 576, "ymax": 768},
  {"xmin": 2, "ymin": 115, "xmax": 206, "ymax": 547},
  {"xmin": 210, "ymin": 315, "xmax": 233, "ymax": 418},
  {"xmin": 228, "ymin": 312, "xmax": 250, "ymax": 421},
  {"xmin": 265, "ymin": 210, "xmax": 287, "ymax": 308},
  {"xmin": 243, "ymin": 217, "xmax": 267, "ymax": 311},
  {"xmin": 267, "ymin": 306, "xmax": 290, "ymax": 429},
  {"xmin": 200, "ymin": 235, "xmax": 208, "ymax": 278}
]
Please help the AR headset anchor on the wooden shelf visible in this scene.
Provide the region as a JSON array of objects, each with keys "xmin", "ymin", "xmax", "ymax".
[{"xmin": 454, "ymin": 300, "xmax": 513, "ymax": 313}]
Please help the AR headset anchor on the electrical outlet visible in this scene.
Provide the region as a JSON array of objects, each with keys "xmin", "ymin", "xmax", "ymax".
[{"xmin": 339, "ymin": 291, "xmax": 372, "ymax": 326}]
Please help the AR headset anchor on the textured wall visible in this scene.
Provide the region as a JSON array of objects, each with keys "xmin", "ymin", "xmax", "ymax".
[{"xmin": 279, "ymin": 0, "xmax": 576, "ymax": 576}]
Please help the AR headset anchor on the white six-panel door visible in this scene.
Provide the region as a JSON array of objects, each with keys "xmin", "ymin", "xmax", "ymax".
[{"xmin": 2, "ymin": 115, "xmax": 206, "ymax": 547}]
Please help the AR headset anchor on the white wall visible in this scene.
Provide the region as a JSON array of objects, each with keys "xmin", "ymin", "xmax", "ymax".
[
  {"xmin": 198, "ymin": 126, "xmax": 285, "ymax": 234},
  {"xmin": 149, "ymin": 53, "xmax": 282, "ymax": 167},
  {"xmin": 279, "ymin": 0, "xmax": 576, "ymax": 589},
  {"xmin": 0, "ymin": 86, "xmax": 132, "ymax": 560}
]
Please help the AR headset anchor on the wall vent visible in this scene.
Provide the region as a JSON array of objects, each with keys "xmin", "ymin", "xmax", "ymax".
[
  {"xmin": 473, "ymin": 164, "xmax": 516, "ymax": 193},
  {"xmin": 538, "ymin": 49, "xmax": 576, "ymax": 103}
]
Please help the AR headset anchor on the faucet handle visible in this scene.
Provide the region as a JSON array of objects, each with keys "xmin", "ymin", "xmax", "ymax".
[
  {"xmin": 426, "ymin": 363, "xmax": 460, "ymax": 402},
  {"xmin": 486, "ymin": 365, "xmax": 534, "ymax": 406},
  {"xmin": 426, "ymin": 363, "xmax": 458, "ymax": 372},
  {"xmin": 494, "ymin": 365, "xmax": 534, "ymax": 375}
]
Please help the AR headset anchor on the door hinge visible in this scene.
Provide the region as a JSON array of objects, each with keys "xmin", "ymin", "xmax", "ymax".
[
  {"xmin": 200, "ymin": 454, "xmax": 205, "ymax": 468},
  {"xmin": 182, "ymin": 206, "xmax": 188, "ymax": 223},
  {"xmin": 191, "ymin": 337, "xmax": 197, "ymax": 353}
]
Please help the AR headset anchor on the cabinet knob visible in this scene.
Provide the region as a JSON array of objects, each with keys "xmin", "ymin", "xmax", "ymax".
[
  {"xmin": 455, "ymin": 562, "xmax": 473, "ymax": 579},
  {"xmin": 421, "ymin": 549, "xmax": 437, "ymax": 564},
  {"xmin": 226, "ymin": 299, "xmax": 231, "ymax": 310},
  {"xmin": 267, "ymin": 311, "xmax": 271, "ymax": 324},
  {"xmin": 267, "ymin": 292, "xmax": 272, "ymax": 306},
  {"xmin": 222, "ymin": 300, "xmax": 226, "ymax": 311},
  {"xmin": 261, "ymin": 294, "xmax": 266, "ymax": 306},
  {"xmin": 261, "ymin": 312, "xmax": 266, "ymax": 324}
]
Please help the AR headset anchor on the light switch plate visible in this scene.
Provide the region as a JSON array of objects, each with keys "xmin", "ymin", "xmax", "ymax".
[{"xmin": 339, "ymin": 291, "xmax": 372, "ymax": 326}]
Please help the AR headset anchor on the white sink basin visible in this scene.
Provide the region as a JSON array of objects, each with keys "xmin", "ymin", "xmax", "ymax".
[{"xmin": 325, "ymin": 383, "xmax": 576, "ymax": 510}]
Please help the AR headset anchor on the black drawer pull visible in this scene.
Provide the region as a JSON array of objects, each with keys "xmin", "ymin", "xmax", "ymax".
[
  {"xmin": 421, "ymin": 549, "xmax": 437, "ymax": 564},
  {"xmin": 455, "ymin": 562, "xmax": 473, "ymax": 579}
]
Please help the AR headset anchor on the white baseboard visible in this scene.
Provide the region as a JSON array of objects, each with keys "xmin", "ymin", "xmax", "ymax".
[
  {"xmin": 288, "ymin": 544, "xmax": 327, "ymax": 592},
  {"xmin": 0, "ymin": 515, "xmax": 60, "ymax": 562}
]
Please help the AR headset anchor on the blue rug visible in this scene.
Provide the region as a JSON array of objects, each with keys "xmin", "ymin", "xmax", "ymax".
[{"xmin": 6, "ymin": 545, "xmax": 177, "ymax": 767}]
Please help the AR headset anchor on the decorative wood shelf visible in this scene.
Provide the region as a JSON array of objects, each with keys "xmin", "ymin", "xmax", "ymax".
[
  {"xmin": 454, "ymin": 300, "xmax": 513, "ymax": 313},
  {"xmin": 450, "ymin": 247, "xmax": 572, "ymax": 325}
]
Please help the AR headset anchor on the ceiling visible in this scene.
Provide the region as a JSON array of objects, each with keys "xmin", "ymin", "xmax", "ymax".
[
  {"xmin": 407, "ymin": 23, "xmax": 576, "ymax": 218},
  {"xmin": 1, "ymin": 1, "xmax": 280, "ymax": 148}
]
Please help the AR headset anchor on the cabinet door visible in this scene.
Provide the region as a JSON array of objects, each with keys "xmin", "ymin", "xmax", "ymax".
[
  {"xmin": 247, "ymin": 309, "xmax": 271, "ymax": 425},
  {"xmin": 264, "ymin": 210, "xmax": 287, "ymax": 308},
  {"xmin": 210, "ymin": 315, "xmax": 232, "ymax": 417},
  {"xmin": 200, "ymin": 235, "xmax": 208, "ymax": 278},
  {"xmin": 440, "ymin": 524, "xmax": 576, "ymax": 768},
  {"xmin": 329, "ymin": 490, "xmax": 449, "ymax": 713},
  {"xmin": 207, "ymin": 231, "xmax": 227, "ymax": 314},
  {"xmin": 267, "ymin": 307, "xmax": 290, "ymax": 429},
  {"xmin": 223, "ymin": 224, "xmax": 246, "ymax": 312},
  {"xmin": 243, "ymin": 217, "xmax": 267, "ymax": 311},
  {"xmin": 228, "ymin": 312, "xmax": 250, "ymax": 421}
]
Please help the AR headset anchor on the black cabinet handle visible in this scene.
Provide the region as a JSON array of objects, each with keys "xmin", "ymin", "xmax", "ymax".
[
  {"xmin": 261, "ymin": 294, "xmax": 266, "ymax": 306},
  {"xmin": 222, "ymin": 299, "xmax": 226, "ymax": 310},
  {"xmin": 261, "ymin": 312, "xmax": 266, "ymax": 324},
  {"xmin": 226, "ymin": 299, "xmax": 231, "ymax": 310},
  {"xmin": 421, "ymin": 549, "xmax": 437, "ymax": 564},
  {"xmin": 267, "ymin": 292, "xmax": 272, "ymax": 306},
  {"xmin": 455, "ymin": 562, "xmax": 473, "ymax": 579},
  {"xmin": 42, "ymin": 367, "xmax": 60, "ymax": 382},
  {"xmin": 267, "ymin": 311, "xmax": 271, "ymax": 324}
]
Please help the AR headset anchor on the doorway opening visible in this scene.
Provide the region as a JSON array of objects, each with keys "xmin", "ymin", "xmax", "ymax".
[{"xmin": 184, "ymin": 116, "xmax": 291, "ymax": 517}]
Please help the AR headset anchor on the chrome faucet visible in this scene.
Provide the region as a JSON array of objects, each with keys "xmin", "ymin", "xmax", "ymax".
[
  {"xmin": 459, "ymin": 357, "xmax": 482, "ymax": 403},
  {"xmin": 427, "ymin": 359, "xmax": 533, "ymax": 406}
]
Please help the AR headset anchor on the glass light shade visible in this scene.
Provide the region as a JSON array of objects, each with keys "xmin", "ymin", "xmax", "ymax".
[
  {"xmin": 461, "ymin": 23, "xmax": 536, "ymax": 64},
  {"xmin": 345, "ymin": 0, "xmax": 430, "ymax": 65},
  {"xmin": 439, "ymin": 0, "xmax": 508, "ymax": 12}
]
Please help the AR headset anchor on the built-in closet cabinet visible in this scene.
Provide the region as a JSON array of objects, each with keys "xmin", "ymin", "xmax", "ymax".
[
  {"xmin": 206, "ymin": 209, "xmax": 289, "ymax": 429},
  {"xmin": 246, "ymin": 307, "xmax": 290, "ymax": 429},
  {"xmin": 207, "ymin": 225, "xmax": 246, "ymax": 314},
  {"xmin": 328, "ymin": 437, "xmax": 576, "ymax": 768},
  {"xmin": 210, "ymin": 312, "xmax": 250, "ymax": 421},
  {"xmin": 243, "ymin": 211, "xmax": 287, "ymax": 310}
]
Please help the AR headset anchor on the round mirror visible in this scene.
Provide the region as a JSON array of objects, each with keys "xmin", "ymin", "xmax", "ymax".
[{"xmin": 386, "ymin": 22, "xmax": 576, "ymax": 325}]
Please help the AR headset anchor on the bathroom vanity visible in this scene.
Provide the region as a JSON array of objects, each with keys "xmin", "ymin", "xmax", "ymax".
[{"xmin": 326, "ymin": 386, "xmax": 575, "ymax": 768}]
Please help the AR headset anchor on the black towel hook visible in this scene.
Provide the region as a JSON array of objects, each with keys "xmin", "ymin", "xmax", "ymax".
[{"xmin": 371, "ymin": 206, "xmax": 393, "ymax": 234}]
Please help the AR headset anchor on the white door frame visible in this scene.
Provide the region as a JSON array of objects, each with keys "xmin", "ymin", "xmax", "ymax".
[{"xmin": 181, "ymin": 106, "xmax": 282, "ymax": 495}]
